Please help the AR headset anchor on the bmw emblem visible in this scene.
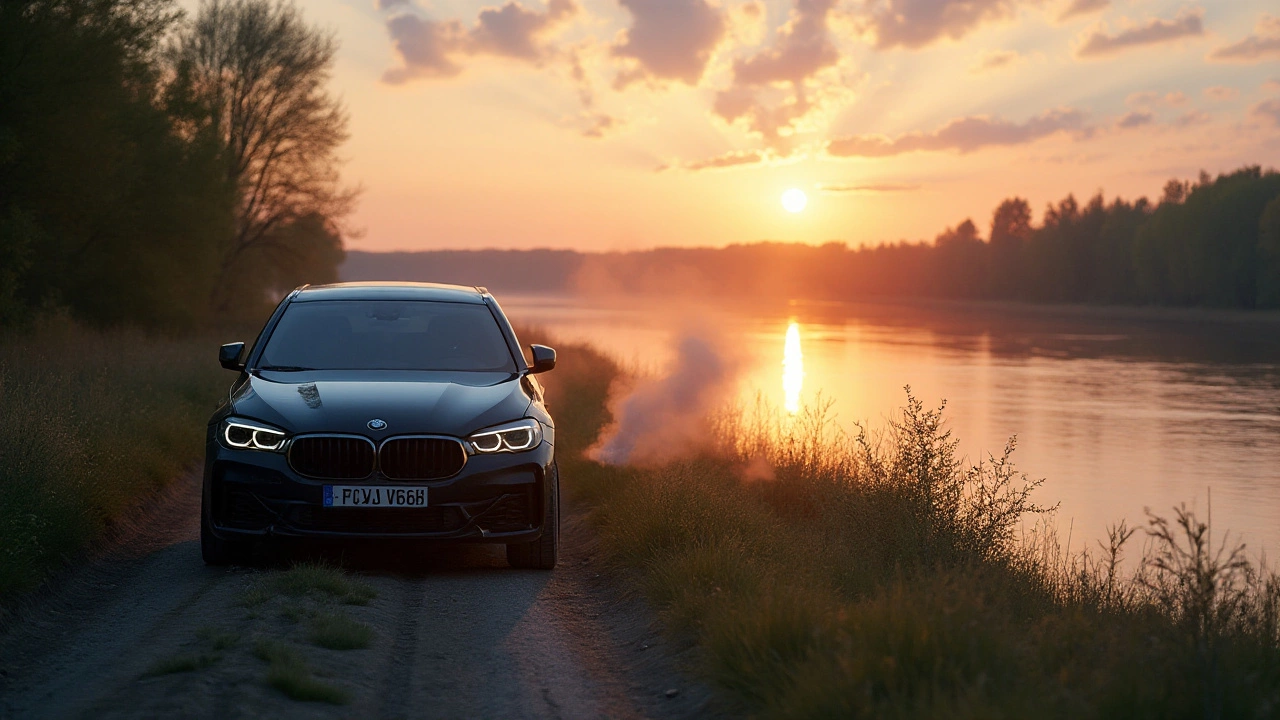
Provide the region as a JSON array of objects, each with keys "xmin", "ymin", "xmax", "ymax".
[{"xmin": 367, "ymin": 418, "xmax": 388, "ymax": 431}]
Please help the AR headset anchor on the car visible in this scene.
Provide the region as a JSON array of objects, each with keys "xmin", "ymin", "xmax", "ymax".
[{"xmin": 201, "ymin": 282, "xmax": 560, "ymax": 569}]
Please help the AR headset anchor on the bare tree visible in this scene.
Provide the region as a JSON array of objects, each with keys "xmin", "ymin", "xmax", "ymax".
[{"xmin": 167, "ymin": 0, "xmax": 353, "ymax": 309}]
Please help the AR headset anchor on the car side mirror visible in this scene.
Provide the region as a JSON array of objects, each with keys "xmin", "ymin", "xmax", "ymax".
[
  {"xmin": 219, "ymin": 342, "xmax": 246, "ymax": 371},
  {"xmin": 528, "ymin": 344, "xmax": 556, "ymax": 374}
]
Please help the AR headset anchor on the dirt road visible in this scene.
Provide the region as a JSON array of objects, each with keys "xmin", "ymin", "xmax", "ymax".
[{"xmin": 0, "ymin": 472, "xmax": 713, "ymax": 719}]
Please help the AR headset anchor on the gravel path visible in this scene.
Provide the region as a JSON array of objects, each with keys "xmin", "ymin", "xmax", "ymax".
[{"xmin": 0, "ymin": 471, "xmax": 714, "ymax": 719}]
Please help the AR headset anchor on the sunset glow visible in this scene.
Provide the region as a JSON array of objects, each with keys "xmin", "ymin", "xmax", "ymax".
[
  {"xmin": 781, "ymin": 189, "xmax": 808, "ymax": 214},
  {"xmin": 242, "ymin": 1, "xmax": 1280, "ymax": 253},
  {"xmin": 783, "ymin": 322, "xmax": 805, "ymax": 414}
]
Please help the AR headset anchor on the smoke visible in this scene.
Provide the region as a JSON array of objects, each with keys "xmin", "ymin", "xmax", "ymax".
[{"xmin": 588, "ymin": 329, "xmax": 738, "ymax": 466}]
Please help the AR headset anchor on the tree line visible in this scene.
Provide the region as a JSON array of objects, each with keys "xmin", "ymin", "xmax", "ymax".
[
  {"xmin": 554, "ymin": 166, "xmax": 1280, "ymax": 309},
  {"xmin": 0, "ymin": 0, "xmax": 350, "ymax": 329}
]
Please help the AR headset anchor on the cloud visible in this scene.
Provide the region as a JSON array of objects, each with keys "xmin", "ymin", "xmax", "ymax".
[
  {"xmin": 382, "ymin": 0, "xmax": 576, "ymax": 84},
  {"xmin": 377, "ymin": 0, "xmax": 411, "ymax": 8},
  {"xmin": 1209, "ymin": 14, "xmax": 1280, "ymax": 63},
  {"xmin": 662, "ymin": 150, "xmax": 766, "ymax": 171},
  {"xmin": 1116, "ymin": 111, "xmax": 1153, "ymax": 129},
  {"xmin": 865, "ymin": 0, "xmax": 1034, "ymax": 51},
  {"xmin": 1058, "ymin": 0, "xmax": 1108, "ymax": 22},
  {"xmin": 612, "ymin": 0, "xmax": 726, "ymax": 87},
  {"xmin": 970, "ymin": 49, "xmax": 1022, "ymax": 73},
  {"xmin": 1174, "ymin": 110, "xmax": 1211, "ymax": 127},
  {"xmin": 580, "ymin": 113, "xmax": 623, "ymax": 138},
  {"xmin": 1265, "ymin": 78, "xmax": 1280, "ymax": 93},
  {"xmin": 713, "ymin": 0, "xmax": 841, "ymax": 143},
  {"xmin": 1252, "ymin": 99, "xmax": 1280, "ymax": 127},
  {"xmin": 1203, "ymin": 86, "xmax": 1238, "ymax": 102},
  {"xmin": 818, "ymin": 182, "xmax": 922, "ymax": 192},
  {"xmin": 1126, "ymin": 90, "xmax": 1188, "ymax": 108},
  {"xmin": 1075, "ymin": 9, "xmax": 1204, "ymax": 58},
  {"xmin": 827, "ymin": 109, "xmax": 1088, "ymax": 157}
]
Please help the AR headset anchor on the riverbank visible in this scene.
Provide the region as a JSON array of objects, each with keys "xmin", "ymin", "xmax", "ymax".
[{"xmin": 551, "ymin": 339, "xmax": 1280, "ymax": 718}]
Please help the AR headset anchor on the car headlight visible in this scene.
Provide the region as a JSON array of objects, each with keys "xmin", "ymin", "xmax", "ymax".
[
  {"xmin": 468, "ymin": 418, "xmax": 543, "ymax": 454},
  {"xmin": 221, "ymin": 418, "xmax": 288, "ymax": 451}
]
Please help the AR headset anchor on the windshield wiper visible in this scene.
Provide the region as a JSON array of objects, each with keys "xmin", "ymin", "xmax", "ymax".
[{"xmin": 258, "ymin": 365, "xmax": 317, "ymax": 372}]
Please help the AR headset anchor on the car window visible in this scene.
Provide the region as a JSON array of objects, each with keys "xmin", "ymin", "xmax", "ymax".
[{"xmin": 259, "ymin": 300, "xmax": 516, "ymax": 372}]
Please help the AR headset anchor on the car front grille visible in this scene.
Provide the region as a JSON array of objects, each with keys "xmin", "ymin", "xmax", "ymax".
[
  {"xmin": 378, "ymin": 437, "xmax": 467, "ymax": 480},
  {"xmin": 288, "ymin": 436, "xmax": 376, "ymax": 480}
]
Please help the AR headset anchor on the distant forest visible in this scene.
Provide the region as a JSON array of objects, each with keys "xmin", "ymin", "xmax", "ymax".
[
  {"xmin": 346, "ymin": 166, "xmax": 1280, "ymax": 309},
  {"xmin": 1, "ymin": 0, "xmax": 351, "ymax": 328}
]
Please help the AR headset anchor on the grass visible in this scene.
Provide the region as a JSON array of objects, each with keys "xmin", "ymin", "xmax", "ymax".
[
  {"xmin": 196, "ymin": 625, "xmax": 240, "ymax": 651},
  {"xmin": 538, "ymin": 336, "xmax": 1280, "ymax": 719},
  {"xmin": 0, "ymin": 316, "xmax": 228, "ymax": 602},
  {"xmin": 267, "ymin": 562, "xmax": 378, "ymax": 605},
  {"xmin": 308, "ymin": 612, "xmax": 374, "ymax": 650},
  {"xmin": 254, "ymin": 639, "xmax": 350, "ymax": 705}
]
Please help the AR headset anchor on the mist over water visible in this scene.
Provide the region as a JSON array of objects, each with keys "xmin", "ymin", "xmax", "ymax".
[{"xmin": 509, "ymin": 294, "xmax": 1280, "ymax": 560}]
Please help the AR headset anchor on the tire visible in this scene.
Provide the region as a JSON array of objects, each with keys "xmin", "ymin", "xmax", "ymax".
[
  {"xmin": 201, "ymin": 499, "xmax": 250, "ymax": 566},
  {"xmin": 507, "ymin": 462, "xmax": 560, "ymax": 570}
]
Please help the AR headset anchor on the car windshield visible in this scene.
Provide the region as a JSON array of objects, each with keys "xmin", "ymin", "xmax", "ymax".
[{"xmin": 258, "ymin": 300, "xmax": 516, "ymax": 372}]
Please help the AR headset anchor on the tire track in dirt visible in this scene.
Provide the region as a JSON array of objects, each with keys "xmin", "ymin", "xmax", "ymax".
[{"xmin": 377, "ymin": 578, "xmax": 425, "ymax": 719}]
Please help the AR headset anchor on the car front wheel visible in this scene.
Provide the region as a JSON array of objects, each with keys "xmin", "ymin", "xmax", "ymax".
[{"xmin": 507, "ymin": 462, "xmax": 559, "ymax": 570}]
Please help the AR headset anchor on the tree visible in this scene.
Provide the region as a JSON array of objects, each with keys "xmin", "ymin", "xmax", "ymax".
[
  {"xmin": 1259, "ymin": 196, "xmax": 1280, "ymax": 308},
  {"xmin": 166, "ymin": 0, "xmax": 353, "ymax": 313},
  {"xmin": 989, "ymin": 198, "xmax": 1032, "ymax": 299},
  {"xmin": 0, "ymin": 0, "xmax": 233, "ymax": 327}
]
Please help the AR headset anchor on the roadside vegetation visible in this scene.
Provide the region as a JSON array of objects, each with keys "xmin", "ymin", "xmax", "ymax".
[
  {"xmin": 0, "ymin": 318, "xmax": 228, "ymax": 602},
  {"xmin": 542, "ymin": 340, "xmax": 1280, "ymax": 718}
]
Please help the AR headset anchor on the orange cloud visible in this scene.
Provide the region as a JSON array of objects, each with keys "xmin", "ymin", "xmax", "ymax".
[
  {"xmin": 1075, "ymin": 9, "xmax": 1204, "ymax": 58},
  {"xmin": 1252, "ymin": 99, "xmax": 1280, "ymax": 127},
  {"xmin": 867, "ymin": 0, "xmax": 1033, "ymax": 50},
  {"xmin": 1210, "ymin": 14, "xmax": 1280, "ymax": 63},
  {"xmin": 970, "ymin": 49, "xmax": 1022, "ymax": 73},
  {"xmin": 382, "ymin": 0, "xmax": 576, "ymax": 83},
  {"xmin": 612, "ymin": 0, "xmax": 726, "ymax": 88},
  {"xmin": 713, "ymin": 0, "xmax": 841, "ymax": 144},
  {"xmin": 662, "ymin": 150, "xmax": 766, "ymax": 172},
  {"xmin": 827, "ymin": 109, "xmax": 1089, "ymax": 157},
  {"xmin": 1058, "ymin": 0, "xmax": 1108, "ymax": 23}
]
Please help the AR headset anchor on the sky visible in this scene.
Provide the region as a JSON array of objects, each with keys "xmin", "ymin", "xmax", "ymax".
[{"xmin": 259, "ymin": 0, "xmax": 1280, "ymax": 252}]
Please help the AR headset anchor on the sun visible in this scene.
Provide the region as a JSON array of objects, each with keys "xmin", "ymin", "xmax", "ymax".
[{"xmin": 781, "ymin": 188, "xmax": 808, "ymax": 213}]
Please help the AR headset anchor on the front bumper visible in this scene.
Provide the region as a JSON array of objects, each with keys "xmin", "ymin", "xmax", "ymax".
[{"xmin": 203, "ymin": 429, "xmax": 554, "ymax": 543}]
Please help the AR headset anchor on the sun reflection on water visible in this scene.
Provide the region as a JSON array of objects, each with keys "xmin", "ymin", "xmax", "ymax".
[{"xmin": 783, "ymin": 321, "xmax": 805, "ymax": 414}]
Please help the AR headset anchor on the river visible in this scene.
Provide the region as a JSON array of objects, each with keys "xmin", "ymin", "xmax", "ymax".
[{"xmin": 502, "ymin": 294, "xmax": 1280, "ymax": 562}]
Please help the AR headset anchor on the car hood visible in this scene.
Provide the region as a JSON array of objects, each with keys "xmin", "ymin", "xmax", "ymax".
[{"xmin": 231, "ymin": 370, "xmax": 533, "ymax": 438}]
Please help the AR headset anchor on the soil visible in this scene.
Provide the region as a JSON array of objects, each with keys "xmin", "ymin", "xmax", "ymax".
[{"xmin": 0, "ymin": 471, "xmax": 718, "ymax": 719}]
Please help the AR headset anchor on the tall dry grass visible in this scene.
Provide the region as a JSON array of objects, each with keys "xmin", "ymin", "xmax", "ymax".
[
  {"xmin": 544, "ymin": 342, "xmax": 1280, "ymax": 718},
  {"xmin": 0, "ymin": 317, "xmax": 227, "ymax": 601}
]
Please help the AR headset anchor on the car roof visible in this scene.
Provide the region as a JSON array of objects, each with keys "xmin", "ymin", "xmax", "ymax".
[{"xmin": 292, "ymin": 282, "xmax": 488, "ymax": 304}]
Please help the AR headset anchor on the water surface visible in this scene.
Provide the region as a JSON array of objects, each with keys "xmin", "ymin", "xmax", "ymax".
[{"xmin": 503, "ymin": 295, "xmax": 1280, "ymax": 561}]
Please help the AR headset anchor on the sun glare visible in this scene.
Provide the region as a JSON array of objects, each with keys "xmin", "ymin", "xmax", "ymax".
[
  {"xmin": 781, "ymin": 188, "xmax": 807, "ymax": 213},
  {"xmin": 783, "ymin": 322, "xmax": 805, "ymax": 414}
]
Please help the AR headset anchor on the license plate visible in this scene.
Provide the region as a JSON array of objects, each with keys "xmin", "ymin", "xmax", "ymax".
[{"xmin": 323, "ymin": 486, "xmax": 427, "ymax": 508}]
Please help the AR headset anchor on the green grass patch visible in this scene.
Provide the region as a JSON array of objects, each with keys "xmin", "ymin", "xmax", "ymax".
[
  {"xmin": 254, "ymin": 639, "xmax": 349, "ymax": 705},
  {"xmin": 270, "ymin": 563, "xmax": 377, "ymax": 605},
  {"xmin": 308, "ymin": 612, "xmax": 374, "ymax": 650}
]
